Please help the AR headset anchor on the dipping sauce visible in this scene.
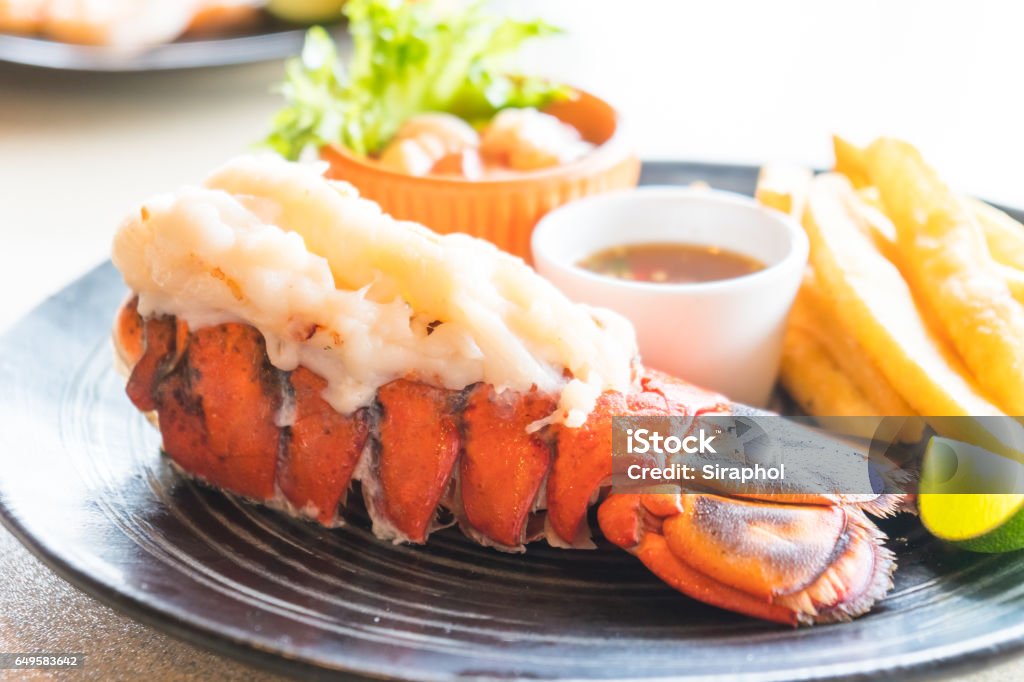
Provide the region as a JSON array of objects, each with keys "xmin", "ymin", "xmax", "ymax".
[{"xmin": 577, "ymin": 242, "xmax": 765, "ymax": 284}]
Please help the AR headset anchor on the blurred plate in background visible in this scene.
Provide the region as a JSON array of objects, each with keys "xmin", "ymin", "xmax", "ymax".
[{"xmin": 0, "ymin": 20, "xmax": 342, "ymax": 72}]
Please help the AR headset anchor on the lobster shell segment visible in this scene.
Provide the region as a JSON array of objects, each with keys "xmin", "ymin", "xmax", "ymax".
[
  {"xmin": 279, "ymin": 367, "xmax": 370, "ymax": 525},
  {"xmin": 124, "ymin": 314, "xmax": 182, "ymax": 412},
  {"xmin": 126, "ymin": 320, "xmax": 285, "ymax": 501},
  {"xmin": 459, "ymin": 385, "xmax": 557, "ymax": 550},
  {"xmin": 372, "ymin": 379, "xmax": 462, "ymax": 543}
]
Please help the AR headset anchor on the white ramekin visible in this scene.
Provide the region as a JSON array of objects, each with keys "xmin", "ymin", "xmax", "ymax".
[{"xmin": 532, "ymin": 186, "xmax": 809, "ymax": 406}]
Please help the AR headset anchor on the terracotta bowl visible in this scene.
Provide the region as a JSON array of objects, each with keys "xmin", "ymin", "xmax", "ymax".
[{"xmin": 319, "ymin": 90, "xmax": 640, "ymax": 262}]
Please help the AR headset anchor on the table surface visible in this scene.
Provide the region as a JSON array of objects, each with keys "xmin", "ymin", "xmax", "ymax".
[{"xmin": 1, "ymin": 1, "xmax": 1022, "ymax": 679}]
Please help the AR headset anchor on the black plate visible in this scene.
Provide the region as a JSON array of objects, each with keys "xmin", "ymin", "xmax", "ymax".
[
  {"xmin": 0, "ymin": 18, "xmax": 342, "ymax": 72},
  {"xmin": 2, "ymin": 162, "xmax": 1024, "ymax": 681}
]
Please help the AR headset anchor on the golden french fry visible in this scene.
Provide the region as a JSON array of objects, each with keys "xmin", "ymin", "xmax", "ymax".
[
  {"xmin": 789, "ymin": 272, "xmax": 924, "ymax": 442},
  {"xmin": 997, "ymin": 263, "xmax": 1024, "ymax": 305},
  {"xmin": 779, "ymin": 326, "xmax": 918, "ymax": 441},
  {"xmin": 755, "ymin": 164, "xmax": 813, "ymax": 219},
  {"xmin": 802, "ymin": 172, "xmax": 1002, "ymax": 417},
  {"xmin": 791, "ymin": 272, "xmax": 917, "ymax": 418},
  {"xmin": 780, "ymin": 325, "xmax": 880, "ymax": 421},
  {"xmin": 845, "ymin": 188, "xmax": 900, "ymax": 264},
  {"xmin": 864, "ymin": 138, "xmax": 1024, "ymax": 416},
  {"xmin": 828, "ymin": 139, "xmax": 900, "ymax": 262},
  {"xmin": 832, "ymin": 135, "xmax": 870, "ymax": 188},
  {"xmin": 969, "ymin": 197, "xmax": 1024, "ymax": 271},
  {"xmin": 851, "ymin": 183, "xmax": 1021, "ymax": 320},
  {"xmin": 837, "ymin": 136, "xmax": 1024, "ymax": 271},
  {"xmin": 841, "ymin": 189, "xmax": 957, "ymax": 367}
]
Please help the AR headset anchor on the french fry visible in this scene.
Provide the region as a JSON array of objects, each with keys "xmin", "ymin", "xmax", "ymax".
[
  {"xmin": 849, "ymin": 197, "xmax": 1024, "ymax": 305},
  {"xmin": 779, "ymin": 326, "xmax": 916, "ymax": 442},
  {"xmin": 789, "ymin": 272, "xmax": 924, "ymax": 442},
  {"xmin": 758, "ymin": 164, "xmax": 890, "ymax": 433},
  {"xmin": 780, "ymin": 325, "xmax": 880, "ymax": 421},
  {"xmin": 829, "ymin": 139, "xmax": 901, "ymax": 261},
  {"xmin": 844, "ymin": 189, "xmax": 959, "ymax": 347},
  {"xmin": 864, "ymin": 138, "xmax": 1024, "ymax": 416},
  {"xmin": 998, "ymin": 263, "xmax": 1024, "ymax": 304},
  {"xmin": 755, "ymin": 164, "xmax": 813, "ymax": 219},
  {"xmin": 845, "ymin": 188, "xmax": 900, "ymax": 264},
  {"xmin": 802, "ymin": 172, "xmax": 1002, "ymax": 417},
  {"xmin": 839, "ymin": 149, "xmax": 1024, "ymax": 305},
  {"xmin": 969, "ymin": 197, "xmax": 1024, "ymax": 272},
  {"xmin": 791, "ymin": 272, "xmax": 917, "ymax": 418},
  {"xmin": 834, "ymin": 136, "xmax": 1024, "ymax": 273},
  {"xmin": 832, "ymin": 135, "xmax": 870, "ymax": 189}
]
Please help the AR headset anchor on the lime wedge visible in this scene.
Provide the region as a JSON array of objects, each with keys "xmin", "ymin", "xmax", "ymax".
[{"xmin": 919, "ymin": 437, "xmax": 1024, "ymax": 552}]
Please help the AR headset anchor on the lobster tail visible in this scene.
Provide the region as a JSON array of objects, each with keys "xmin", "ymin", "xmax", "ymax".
[{"xmin": 117, "ymin": 299, "xmax": 897, "ymax": 625}]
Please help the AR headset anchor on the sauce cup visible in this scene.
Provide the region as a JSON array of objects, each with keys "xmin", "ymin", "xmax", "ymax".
[{"xmin": 531, "ymin": 186, "xmax": 809, "ymax": 406}]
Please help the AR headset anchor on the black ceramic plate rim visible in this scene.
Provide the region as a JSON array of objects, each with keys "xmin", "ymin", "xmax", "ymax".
[
  {"xmin": 6, "ymin": 487, "xmax": 1024, "ymax": 682},
  {"xmin": 3, "ymin": 160, "xmax": 1024, "ymax": 682}
]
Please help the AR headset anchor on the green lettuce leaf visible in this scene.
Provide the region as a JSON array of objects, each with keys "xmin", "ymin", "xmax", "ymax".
[{"xmin": 264, "ymin": 0, "xmax": 571, "ymax": 160}]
